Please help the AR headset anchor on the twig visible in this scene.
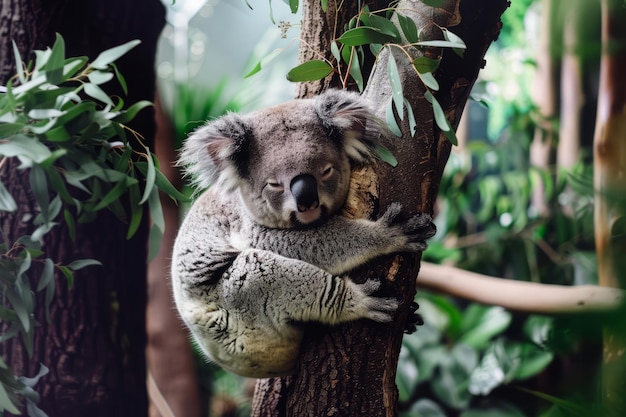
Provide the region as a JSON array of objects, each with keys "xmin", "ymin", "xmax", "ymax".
[{"xmin": 418, "ymin": 262, "xmax": 624, "ymax": 314}]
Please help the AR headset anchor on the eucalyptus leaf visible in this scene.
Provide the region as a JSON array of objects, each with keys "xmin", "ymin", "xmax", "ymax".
[
  {"xmin": 87, "ymin": 70, "xmax": 115, "ymax": 85},
  {"xmin": 366, "ymin": 14, "xmax": 401, "ymax": 42},
  {"xmin": 45, "ymin": 33, "xmax": 66, "ymax": 84},
  {"xmin": 397, "ymin": 14, "xmax": 419, "ymax": 44},
  {"xmin": 0, "ymin": 381, "xmax": 20, "ymax": 414},
  {"xmin": 387, "ymin": 52, "xmax": 404, "ymax": 121},
  {"xmin": 413, "ymin": 56, "xmax": 441, "ymax": 74},
  {"xmin": 337, "ymin": 27, "xmax": 396, "ymax": 47},
  {"xmin": 244, "ymin": 48, "xmax": 282, "ymax": 78},
  {"xmin": 90, "ymin": 40, "xmax": 141, "ymax": 70},
  {"xmin": 67, "ymin": 259, "xmax": 102, "ymax": 271},
  {"xmin": 84, "ymin": 83, "xmax": 114, "ymax": 106},
  {"xmin": 12, "ymin": 41, "xmax": 26, "ymax": 84},
  {"xmin": 415, "ymin": 39, "xmax": 467, "ymax": 49},
  {"xmin": 385, "ymin": 98, "xmax": 402, "ymax": 137},
  {"xmin": 375, "ymin": 144, "xmax": 398, "ymax": 167},
  {"xmin": 0, "ymin": 181, "xmax": 17, "ymax": 212},
  {"xmin": 286, "ymin": 60, "xmax": 333, "ymax": 82}
]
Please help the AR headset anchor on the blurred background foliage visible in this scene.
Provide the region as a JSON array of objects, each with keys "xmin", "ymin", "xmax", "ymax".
[{"xmin": 155, "ymin": 0, "xmax": 608, "ymax": 415}]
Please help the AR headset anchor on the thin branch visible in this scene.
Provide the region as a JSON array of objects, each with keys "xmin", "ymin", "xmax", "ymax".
[{"xmin": 418, "ymin": 262, "xmax": 625, "ymax": 314}]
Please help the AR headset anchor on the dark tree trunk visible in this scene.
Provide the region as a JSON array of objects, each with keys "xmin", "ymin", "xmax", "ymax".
[
  {"xmin": 0, "ymin": 1, "xmax": 164, "ymax": 415},
  {"xmin": 252, "ymin": 1, "xmax": 508, "ymax": 416}
]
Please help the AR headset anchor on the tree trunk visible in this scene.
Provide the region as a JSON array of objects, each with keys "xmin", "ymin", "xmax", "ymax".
[
  {"xmin": 251, "ymin": 1, "xmax": 508, "ymax": 416},
  {"xmin": 593, "ymin": 0, "xmax": 626, "ymax": 414},
  {"xmin": 0, "ymin": 1, "xmax": 164, "ymax": 415}
]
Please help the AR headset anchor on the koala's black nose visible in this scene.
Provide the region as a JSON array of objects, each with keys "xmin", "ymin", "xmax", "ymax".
[{"xmin": 290, "ymin": 174, "xmax": 319, "ymax": 212}]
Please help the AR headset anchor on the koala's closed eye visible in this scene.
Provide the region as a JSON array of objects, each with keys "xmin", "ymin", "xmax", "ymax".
[{"xmin": 171, "ymin": 89, "xmax": 435, "ymax": 378}]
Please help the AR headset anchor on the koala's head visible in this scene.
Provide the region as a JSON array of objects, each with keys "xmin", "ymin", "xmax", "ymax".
[{"xmin": 180, "ymin": 89, "xmax": 384, "ymax": 229}]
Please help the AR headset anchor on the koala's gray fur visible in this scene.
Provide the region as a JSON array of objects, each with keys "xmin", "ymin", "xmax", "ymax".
[{"xmin": 171, "ymin": 89, "xmax": 435, "ymax": 378}]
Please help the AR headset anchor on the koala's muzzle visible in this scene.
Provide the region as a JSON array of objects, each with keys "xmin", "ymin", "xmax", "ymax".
[{"xmin": 290, "ymin": 174, "xmax": 319, "ymax": 212}]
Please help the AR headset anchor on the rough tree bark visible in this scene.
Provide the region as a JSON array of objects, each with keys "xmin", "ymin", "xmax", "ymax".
[
  {"xmin": 0, "ymin": 1, "xmax": 164, "ymax": 415},
  {"xmin": 593, "ymin": 0, "xmax": 626, "ymax": 414},
  {"xmin": 251, "ymin": 1, "xmax": 509, "ymax": 416}
]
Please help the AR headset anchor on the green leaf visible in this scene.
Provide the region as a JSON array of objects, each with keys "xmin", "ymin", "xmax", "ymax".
[
  {"xmin": 87, "ymin": 70, "xmax": 114, "ymax": 85},
  {"xmin": 347, "ymin": 48, "xmax": 364, "ymax": 91},
  {"xmin": 424, "ymin": 91, "xmax": 457, "ymax": 146},
  {"xmin": 366, "ymin": 14, "xmax": 401, "ymax": 42},
  {"xmin": 330, "ymin": 41, "xmax": 342, "ymax": 63},
  {"xmin": 0, "ymin": 122, "xmax": 23, "ymax": 138},
  {"xmin": 459, "ymin": 305, "xmax": 512, "ymax": 349},
  {"xmin": 404, "ymin": 98, "xmax": 417, "ymax": 137},
  {"xmin": 0, "ymin": 181, "xmax": 17, "ymax": 212},
  {"xmin": 413, "ymin": 56, "xmax": 440, "ymax": 74},
  {"xmin": 63, "ymin": 56, "xmax": 88, "ymax": 78},
  {"xmin": 29, "ymin": 165, "xmax": 50, "ymax": 223},
  {"xmin": 418, "ymin": 71, "xmax": 439, "ymax": 90},
  {"xmin": 397, "ymin": 14, "xmax": 419, "ymax": 44},
  {"xmin": 110, "ymin": 63, "xmax": 128, "ymax": 94},
  {"xmin": 139, "ymin": 151, "xmax": 156, "ymax": 205},
  {"xmin": 244, "ymin": 48, "xmax": 282, "ymax": 78},
  {"xmin": 286, "ymin": 60, "xmax": 333, "ymax": 82},
  {"xmin": 126, "ymin": 182, "xmax": 143, "ymax": 239},
  {"xmin": 375, "ymin": 144, "xmax": 397, "ymax": 167},
  {"xmin": 337, "ymin": 27, "xmax": 396, "ymax": 46},
  {"xmin": 111, "ymin": 100, "xmax": 153, "ymax": 124},
  {"xmin": 84, "ymin": 83, "xmax": 114, "ymax": 106},
  {"xmin": 12, "ymin": 40, "xmax": 26, "ymax": 84},
  {"xmin": 90, "ymin": 40, "xmax": 141, "ymax": 70},
  {"xmin": 67, "ymin": 259, "xmax": 102, "ymax": 271},
  {"xmin": 58, "ymin": 265, "xmax": 74, "ymax": 288},
  {"xmin": 443, "ymin": 29, "xmax": 467, "ymax": 56},
  {"xmin": 423, "ymin": 0, "xmax": 445, "ymax": 6},
  {"xmin": 0, "ymin": 381, "xmax": 20, "ymax": 414},
  {"xmin": 320, "ymin": 0, "xmax": 327, "ymax": 12},
  {"xmin": 147, "ymin": 186, "xmax": 164, "ymax": 260},
  {"xmin": 387, "ymin": 52, "xmax": 404, "ymax": 121},
  {"xmin": 415, "ymin": 39, "xmax": 467, "ymax": 49},
  {"xmin": 288, "ymin": 0, "xmax": 298, "ymax": 13},
  {"xmin": 385, "ymin": 98, "xmax": 402, "ymax": 137},
  {"xmin": 46, "ymin": 33, "xmax": 66, "ymax": 84}
]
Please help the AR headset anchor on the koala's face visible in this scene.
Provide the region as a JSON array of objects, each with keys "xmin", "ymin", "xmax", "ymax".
[
  {"xmin": 236, "ymin": 110, "xmax": 353, "ymax": 228},
  {"xmin": 180, "ymin": 89, "xmax": 383, "ymax": 229}
]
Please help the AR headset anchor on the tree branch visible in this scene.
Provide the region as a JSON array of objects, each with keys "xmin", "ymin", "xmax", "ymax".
[{"xmin": 418, "ymin": 262, "xmax": 625, "ymax": 314}]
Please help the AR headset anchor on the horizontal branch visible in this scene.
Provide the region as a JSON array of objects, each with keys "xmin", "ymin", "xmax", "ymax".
[{"xmin": 418, "ymin": 262, "xmax": 625, "ymax": 314}]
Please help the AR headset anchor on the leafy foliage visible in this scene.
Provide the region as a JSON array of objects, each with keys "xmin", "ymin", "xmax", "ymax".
[
  {"xmin": 0, "ymin": 34, "xmax": 185, "ymax": 415},
  {"xmin": 249, "ymin": 2, "xmax": 465, "ymax": 145}
]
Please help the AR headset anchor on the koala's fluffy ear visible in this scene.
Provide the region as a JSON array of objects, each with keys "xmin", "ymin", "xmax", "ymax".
[
  {"xmin": 178, "ymin": 114, "xmax": 249, "ymax": 191},
  {"xmin": 315, "ymin": 89, "xmax": 383, "ymax": 164}
]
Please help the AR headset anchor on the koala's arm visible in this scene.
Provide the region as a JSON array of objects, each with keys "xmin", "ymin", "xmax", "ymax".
[
  {"xmin": 224, "ymin": 249, "xmax": 398, "ymax": 326},
  {"xmin": 249, "ymin": 203, "xmax": 435, "ymax": 276}
]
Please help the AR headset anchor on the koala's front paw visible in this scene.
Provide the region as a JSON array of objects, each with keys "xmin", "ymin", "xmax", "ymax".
[
  {"xmin": 379, "ymin": 203, "xmax": 436, "ymax": 253},
  {"xmin": 347, "ymin": 279, "xmax": 399, "ymax": 323}
]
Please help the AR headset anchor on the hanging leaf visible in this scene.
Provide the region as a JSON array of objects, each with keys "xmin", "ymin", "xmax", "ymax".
[
  {"xmin": 375, "ymin": 144, "xmax": 398, "ymax": 167},
  {"xmin": 337, "ymin": 27, "xmax": 396, "ymax": 46},
  {"xmin": 418, "ymin": 71, "xmax": 439, "ymax": 91},
  {"xmin": 397, "ymin": 14, "xmax": 419, "ymax": 44},
  {"xmin": 387, "ymin": 52, "xmax": 404, "ymax": 121},
  {"xmin": 45, "ymin": 33, "xmax": 66, "ymax": 84},
  {"xmin": 386, "ymin": 98, "xmax": 402, "ymax": 137},
  {"xmin": 286, "ymin": 60, "xmax": 333, "ymax": 82},
  {"xmin": 0, "ymin": 181, "xmax": 17, "ymax": 212},
  {"xmin": 90, "ymin": 40, "xmax": 141, "ymax": 70},
  {"xmin": 288, "ymin": 0, "xmax": 298, "ymax": 13},
  {"xmin": 12, "ymin": 41, "xmax": 25, "ymax": 84},
  {"xmin": 84, "ymin": 83, "xmax": 114, "ymax": 106},
  {"xmin": 244, "ymin": 48, "xmax": 283, "ymax": 78},
  {"xmin": 366, "ymin": 14, "xmax": 401, "ymax": 43},
  {"xmin": 415, "ymin": 39, "xmax": 467, "ymax": 49},
  {"xmin": 413, "ymin": 56, "xmax": 440, "ymax": 74}
]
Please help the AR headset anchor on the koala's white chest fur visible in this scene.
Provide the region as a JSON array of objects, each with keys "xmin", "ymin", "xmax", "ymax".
[{"xmin": 171, "ymin": 90, "xmax": 435, "ymax": 378}]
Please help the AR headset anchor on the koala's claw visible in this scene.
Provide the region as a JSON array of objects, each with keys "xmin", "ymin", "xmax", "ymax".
[
  {"xmin": 379, "ymin": 203, "xmax": 437, "ymax": 252},
  {"xmin": 351, "ymin": 279, "xmax": 399, "ymax": 323}
]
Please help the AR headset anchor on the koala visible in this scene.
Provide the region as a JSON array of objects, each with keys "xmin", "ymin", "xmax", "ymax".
[{"xmin": 171, "ymin": 89, "xmax": 435, "ymax": 378}]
